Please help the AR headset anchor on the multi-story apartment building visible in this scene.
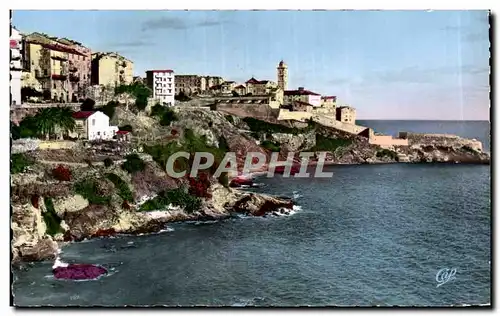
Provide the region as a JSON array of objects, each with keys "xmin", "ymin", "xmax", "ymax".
[
  {"xmin": 22, "ymin": 32, "xmax": 91, "ymax": 102},
  {"xmin": 91, "ymin": 52, "xmax": 134, "ymax": 88},
  {"xmin": 146, "ymin": 70, "xmax": 175, "ymax": 106},
  {"xmin": 10, "ymin": 26, "xmax": 22, "ymax": 106},
  {"xmin": 336, "ymin": 106, "xmax": 356, "ymax": 124},
  {"xmin": 175, "ymin": 75, "xmax": 224, "ymax": 95},
  {"xmin": 245, "ymin": 78, "xmax": 278, "ymax": 96}
]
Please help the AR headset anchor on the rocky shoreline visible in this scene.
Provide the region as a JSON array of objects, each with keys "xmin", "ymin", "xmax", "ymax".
[
  {"xmin": 11, "ymin": 182, "xmax": 295, "ymax": 267},
  {"xmin": 11, "ymin": 107, "xmax": 489, "ymax": 267}
]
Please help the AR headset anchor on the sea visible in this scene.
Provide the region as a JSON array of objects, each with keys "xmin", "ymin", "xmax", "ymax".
[{"xmin": 11, "ymin": 120, "xmax": 491, "ymax": 307}]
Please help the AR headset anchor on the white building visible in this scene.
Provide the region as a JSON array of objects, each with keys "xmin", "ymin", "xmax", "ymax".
[
  {"xmin": 146, "ymin": 69, "xmax": 175, "ymax": 106},
  {"xmin": 70, "ymin": 111, "xmax": 119, "ymax": 141},
  {"xmin": 284, "ymin": 87, "xmax": 322, "ymax": 107},
  {"xmin": 10, "ymin": 26, "xmax": 22, "ymax": 106}
]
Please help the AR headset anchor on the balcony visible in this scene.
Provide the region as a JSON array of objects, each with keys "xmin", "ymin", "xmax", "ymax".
[
  {"xmin": 51, "ymin": 55, "xmax": 68, "ymax": 61},
  {"xmin": 69, "ymin": 64, "xmax": 78, "ymax": 72},
  {"xmin": 10, "ymin": 50, "xmax": 21, "ymax": 60},
  {"xmin": 52, "ymin": 74, "xmax": 67, "ymax": 80},
  {"xmin": 10, "ymin": 60, "xmax": 22, "ymax": 71},
  {"xmin": 69, "ymin": 74, "xmax": 80, "ymax": 82}
]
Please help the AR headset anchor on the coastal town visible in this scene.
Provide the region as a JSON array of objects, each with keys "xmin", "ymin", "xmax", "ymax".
[
  {"xmin": 10, "ymin": 24, "xmax": 406, "ymax": 147},
  {"xmin": 10, "ymin": 21, "xmax": 489, "ymax": 269}
]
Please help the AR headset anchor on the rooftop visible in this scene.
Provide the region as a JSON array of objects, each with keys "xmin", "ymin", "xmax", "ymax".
[
  {"xmin": 148, "ymin": 69, "xmax": 174, "ymax": 73},
  {"xmin": 72, "ymin": 111, "xmax": 96, "ymax": 119},
  {"xmin": 284, "ymin": 88, "xmax": 321, "ymax": 96}
]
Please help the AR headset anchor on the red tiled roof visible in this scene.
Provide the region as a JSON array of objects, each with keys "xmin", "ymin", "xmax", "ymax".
[
  {"xmin": 322, "ymin": 96, "xmax": 337, "ymax": 100},
  {"xmin": 235, "ymin": 85, "xmax": 246, "ymax": 89},
  {"xmin": 116, "ymin": 130, "xmax": 130, "ymax": 135},
  {"xmin": 72, "ymin": 111, "xmax": 95, "ymax": 119},
  {"xmin": 284, "ymin": 89, "xmax": 321, "ymax": 96},
  {"xmin": 148, "ymin": 69, "xmax": 174, "ymax": 73},
  {"xmin": 29, "ymin": 41, "xmax": 85, "ymax": 56},
  {"xmin": 245, "ymin": 77, "xmax": 261, "ymax": 84}
]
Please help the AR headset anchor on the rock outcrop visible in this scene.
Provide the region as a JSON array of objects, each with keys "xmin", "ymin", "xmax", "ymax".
[{"xmin": 11, "ymin": 199, "xmax": 58, "ymax": 265}]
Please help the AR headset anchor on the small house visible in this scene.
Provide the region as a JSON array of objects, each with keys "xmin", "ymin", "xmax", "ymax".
[
  {"xmin": 70, "ymin": 111, "xmax": 119, "ymax": 141},
  {"xmin": 116, "ymin": 130, "xmax": 131, "ymax": 142}
]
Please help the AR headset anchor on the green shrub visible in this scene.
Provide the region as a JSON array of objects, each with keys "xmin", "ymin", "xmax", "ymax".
[
  {"xmin": 139, "ymin": 188, "xmax": 202, "ymax": 213},
  {"xmin": 11, "ymin": 153, "xmax": 33, "ymax": 174},
  {"xmin": 225, "ymin": 115, "xmax": 234, "ymax": 124},
  {"xmin": 119, "ymin": 124, "xmax": 133, "ymax": 132},
  {"xmin": 376, "ymin": 149, "xmax": 398, "ymax": 160},
  {"xmin": 311, "ymin": 135, "xmax": 352, "ymax": 152},
  {"xmin": 121, "ymin": 153, "xmax": 146, "ymax": 174},
  {"xmin": 104, "ymin": 158, "xmax": 114, "ymax": 167},
  {"xmin": 106, "ymin": 173, "xmax": 133, "ymax": 201},
  {"xmin": 74, "ymin": 179, "xmax": 111, "ymax": 205},
  {"xmin": 218, "ymin": 172, "xmax": 229, "ymax": 188},
  {"xmin": 150, "ymin": 104, "xmax": 178, "ymax": 126},
  {"xmin": 175, "ymin": 91, "xmax": 192, "ymax": 102},
  {"xmin": 97, "ymin": 101, "xmax": 118, "ymax": 119},
  {"xmin": 42, "ymin": 197, "xmax": 63, "ymax": 236},
  {"xmin": 261, "ymin": 140, "xmax": 281, "ymax": 152},
  {"xmin": 115, "ymin": 83, "xmax": 152, "ymax": 111}
]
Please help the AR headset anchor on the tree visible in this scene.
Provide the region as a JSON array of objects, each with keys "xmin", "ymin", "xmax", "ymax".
[
  {"xmin": 121, "ymin": 154, "xmax": 146, "ymax": 174},
  {"xmin": 53, "ymin": 107, "xmax": 76, "ymax": 139},
  {"xmin": 232, "ymin": 91, "xmax": 239, "ymax": 97},
  {"xmin": 80, "ymin": 98, "xmax": 96, "ymax": 111},
  {"xmin": 35, "ymin": 108, "xmax": 58, "ymax": 139}
]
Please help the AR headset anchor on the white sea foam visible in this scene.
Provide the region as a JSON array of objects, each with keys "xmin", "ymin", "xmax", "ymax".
[{"xmin": 292, "ymin": 191, "xmax": 303, "ymax": 199}]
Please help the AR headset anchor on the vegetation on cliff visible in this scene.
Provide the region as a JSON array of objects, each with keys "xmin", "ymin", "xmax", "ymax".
[
  {"xmin": 310, "ymin": 134, "xmax": 352, "ymax": 152},
  {"xmin": 150, "ymin": 103, "xmax": 178, "ymax": 126},
  {"xmin": 376, "ymin": 149, "xmax": 398, "ymax": 160},
  {"xmin": 261, "ymin": 140, "xmax": 281, "ymax": 152},
  {"xmin": 139, "ymin": 187, "xmax": 202, "ymax": 213},
  {"xmin": 42, "ymin": 197, "xmax": 63, "ymax": 237},
  {"xmin": 106, "ymin": 173, "xmax": 133, "ymax": 202},
  {"xmin": 11, "ymin": 153, "xmax": 33, "ymax": 174},
  {"xmin": 122, "ymin": 154, "xmax": 146, "ymax": 174},
  {"xmin": 243, "ymin": 117, "xmax": 306, "ymax": 135},
  {"xmin": 74, "ymin": 179, "xmax": 112, "ymax": 205},
  {"xmin": 115, "ymin": 82, "xmax": 151, "ymax": 111}
]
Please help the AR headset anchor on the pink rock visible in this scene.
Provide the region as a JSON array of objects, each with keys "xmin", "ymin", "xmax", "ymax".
[{"xmin": 53, "ymin": 264, "xmax": 107, "ymax": 280}]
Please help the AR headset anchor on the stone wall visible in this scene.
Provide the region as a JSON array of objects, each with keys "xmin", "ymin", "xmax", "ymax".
[
  {"xmin": 369, "ymin": 135, "xmax": 409, "ymax": 147},
  {"xmin": 216, "ymin": 103, "xmax": 278, "ymax": 119},
  {"xmin": 312, "ymin": 114, "xmax": 367, "ymax": 134},
  {"xmin": 399, "ymin": 132, "xmax": 484, "ymax": 151},
  {"xmin": 277, "ymin": 109, "xmax": 312, "ymax": 121},
  {"xmin": 12, "ymin": 139, "xmax": 78, "ymax": 154}
]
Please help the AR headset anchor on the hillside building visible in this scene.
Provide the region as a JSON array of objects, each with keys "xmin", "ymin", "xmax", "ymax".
[{"xmin": 146, "ymin": 69, "xmax": 175, "ymax": 106}]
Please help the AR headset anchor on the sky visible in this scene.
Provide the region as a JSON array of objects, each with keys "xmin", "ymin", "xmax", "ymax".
[{"xmin": 12, "ymin": 10, "xmax": 490, "ymax": 120}]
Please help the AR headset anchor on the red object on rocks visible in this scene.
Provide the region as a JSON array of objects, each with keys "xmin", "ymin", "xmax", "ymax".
[
  {"xmin": 52, "ymin": 165, "xmax": 72, "ymax": 181},
  {"xmin": 53, "ymin": 264, "xmax": 107, "ymax": 280},
  {"xmin": 274, "ymin": 164, "xmax": 301, "ymax": 175}
]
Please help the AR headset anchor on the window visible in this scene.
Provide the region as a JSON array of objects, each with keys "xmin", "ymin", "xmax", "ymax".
[
  {"xmin": 92, "ymin": 119, "xmax": 95, "ymax": 126},
  {"xmin": 97, "ymin": 131, "xmax": 100, "ymax": 136},
  {"xmin": 53, "ymin": 83, "xmax": 56, "ymax": 89}
]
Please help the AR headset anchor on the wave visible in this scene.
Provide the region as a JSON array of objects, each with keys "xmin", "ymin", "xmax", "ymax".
[{"xmin": 292, "ymin": 191, "xmax": 303, "ymax": 199}]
